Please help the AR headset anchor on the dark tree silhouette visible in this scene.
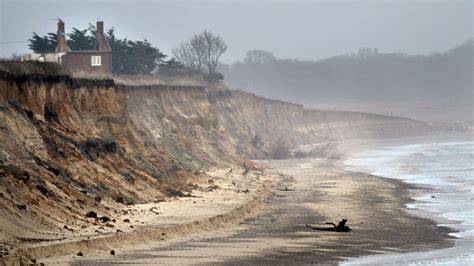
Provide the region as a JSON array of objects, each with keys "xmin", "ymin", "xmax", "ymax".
[
  {"xmin": 158, "ymin": 58, "xmax": 186, "ymax": 75},
  {"xmin": 28, "ymin": 32, "xmax": 57, "ymax": 53},
  {"xmin": 67, "ymin": 28, "xmax": 94, "ymax": 51},
  {"xmin": 222, "ymin": 41, "xmax": 473, "ymax": 104}
]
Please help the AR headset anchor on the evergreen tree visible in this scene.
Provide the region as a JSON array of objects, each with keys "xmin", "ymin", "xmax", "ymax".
[
  {"xmin": 67, "ymin": 28, "xmax": 94, "ymax": 51},
  {"xmin": 105, "ymin": 28, "xmax": 129, "ymax": 75},
  {"xmin": 125, "ymin": 39, "xmax": 166, "ymax": 75},
  {"xmin": 28, "ymin": 32, "xmax": 57, "ymax": 53},
  {"xmin": 158, "ymin": 58, "xmax": 186, "ymax": 75}
]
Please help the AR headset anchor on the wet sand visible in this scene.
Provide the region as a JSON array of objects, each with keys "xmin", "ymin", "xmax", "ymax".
[{"xmin": 56, "ymin": 158, "xmax": 454, "ymax": 265}]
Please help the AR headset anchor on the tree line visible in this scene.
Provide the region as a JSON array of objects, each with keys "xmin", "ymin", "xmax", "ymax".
[
  {"xmin": 28, "ymin": 25, "xmax": 227, "ymax": 78},
  {"xmin": 220, "ymin": 40, "xmax": 473, "ymax": 104}
]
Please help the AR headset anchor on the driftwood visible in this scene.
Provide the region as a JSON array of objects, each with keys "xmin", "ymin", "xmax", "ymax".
[{"xmin": 306, "ymin": 218, "xmax": 351, "ymax": 232}]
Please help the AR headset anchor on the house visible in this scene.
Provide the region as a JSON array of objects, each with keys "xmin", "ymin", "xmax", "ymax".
[{"xmin": 23, "ymin": 20, "xmax": 112, "ymax": 77}]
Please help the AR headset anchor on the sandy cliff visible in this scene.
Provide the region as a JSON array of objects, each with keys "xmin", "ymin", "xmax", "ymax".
[
  {"xmin": 210, "ymin": 89, "xmax": 435, "ymax": 157},
  {"xmin": 0, "ymin": 72, "xmax": 444, "ymax": 251}
]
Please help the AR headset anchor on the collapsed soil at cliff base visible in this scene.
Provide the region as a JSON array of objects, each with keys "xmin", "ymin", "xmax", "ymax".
[
  {"xmin": 1, "ymin": 167, "xmax": 277, "ymax": 264},
  {"xmin": 41, "ymin": 158, "xmax": 454, "ymax": 265}
]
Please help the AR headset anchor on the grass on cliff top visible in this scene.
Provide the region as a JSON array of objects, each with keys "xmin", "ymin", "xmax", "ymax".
[
  {"xmin": 114, "ymin": 74, "xmax": 227, "ymax": 88},
  {"xmin": 0, "ymin": 60, "xmax": 225, "ymax": 86},
  {"xmin": 0, "ymin": 60, "xmax": 70, "ymax": 76},
  {"xmin": 114, "ymin": 74, "xmax": 205, "ymax": 87}
]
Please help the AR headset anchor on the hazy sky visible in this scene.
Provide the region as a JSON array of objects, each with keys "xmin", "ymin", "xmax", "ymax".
[{"xmin": 0, "ymin": 0, "xmax": 472, "ymax": 63}]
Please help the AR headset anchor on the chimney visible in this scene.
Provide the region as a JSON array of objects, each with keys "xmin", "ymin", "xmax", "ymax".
[
  {"xmin": 95, "ymin": 21, "xmax": 111, "ymax": 52},
  {"xmin": 56, "ymin": 19, "xmax": 70, "ymax": 53},
  {"xmin": 96, "ymin": 21, "xmax": 104, "ymax": 34}
]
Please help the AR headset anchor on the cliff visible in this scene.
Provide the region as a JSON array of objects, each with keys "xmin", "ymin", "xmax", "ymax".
[
  {"xmin": 210, "ymin": 89, "xmax": 434, "ymax": 157},
  {"xmin": 0, "ymin": 71, "xmax": 438, "ymax": 244}
]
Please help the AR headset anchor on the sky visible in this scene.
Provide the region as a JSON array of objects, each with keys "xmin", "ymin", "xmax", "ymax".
[{"xmin": 0, "ymin": 0, "xmax": 472, "ymax": 63}]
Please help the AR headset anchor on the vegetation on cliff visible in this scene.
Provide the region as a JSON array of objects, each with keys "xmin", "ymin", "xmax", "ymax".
[{"xmin": 28, "ymin": 25, "xmax": 227, "ymax": 81}]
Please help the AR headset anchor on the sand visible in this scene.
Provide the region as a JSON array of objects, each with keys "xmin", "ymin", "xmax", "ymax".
[
  {"xmin": 2, "ymin": 167, "xmax": 277, "ymax": 265},
  {"xmin": 29, "ymin": 157, "xmax": 454, "ymax": 265}
]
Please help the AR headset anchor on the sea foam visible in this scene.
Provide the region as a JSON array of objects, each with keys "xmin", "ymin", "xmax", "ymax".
[{"xmin": 343, "ymin": 141, "xmax": 474, "ymax": 265}]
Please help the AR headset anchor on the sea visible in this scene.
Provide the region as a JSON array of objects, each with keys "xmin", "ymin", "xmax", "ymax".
[{"xmin": 342, "ymin": 140, "xmax": 474, "ymax": 265}]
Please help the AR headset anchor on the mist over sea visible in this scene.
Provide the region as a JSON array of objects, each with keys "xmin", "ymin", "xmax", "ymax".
[{"xmin": 343, "ymin": 140, "xmax": 474, "ymax": 265}]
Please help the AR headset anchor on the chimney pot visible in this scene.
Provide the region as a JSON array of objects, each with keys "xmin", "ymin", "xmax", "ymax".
[{"xmin": 58, "ymin": 19, "xmax": 65, "ymax": 34}]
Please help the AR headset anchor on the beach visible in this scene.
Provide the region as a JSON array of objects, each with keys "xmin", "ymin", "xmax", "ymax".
[
  {"xmin": 35, "ymin": 156, "xmax": 455, "ymax": 265},
  {"xmin": 3, "ymin": 167, "xmax": 277, "ymax": 265}
]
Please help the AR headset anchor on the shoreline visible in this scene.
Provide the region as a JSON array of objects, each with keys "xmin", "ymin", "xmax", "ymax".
[
  {"xmin": 2, "ymin": 140, "xmax": 459, "ymax": 265},
  {"xmin": 232, "ymin": 159, "xmax": 456, "ymax": 265},
  {"xmin": 341, "ymin": 140, "xmax": 473, "ymax": 265},
  {"xmin": 60, "ymin": 157, "xmax": 455, "ymax": 265}
]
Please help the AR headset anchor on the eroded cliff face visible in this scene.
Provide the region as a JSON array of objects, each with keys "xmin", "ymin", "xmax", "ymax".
[
  {"xmin": 122, "ymin": 85, "xmax": 240, "ymax": 168},
  {"xmin": 0, "ymin": 76, "xmax": 199, "ymax": 242},
  {"xmin": 0, "ymin": 74, "xmax": 435, "ymax": 242},
  {"xmin": 209, "ymin": 90, "xmax": 305, "ymax": 157},
  {"xmin": 210, "ymin": 90, "xmax": 434, "ymax": 157}
]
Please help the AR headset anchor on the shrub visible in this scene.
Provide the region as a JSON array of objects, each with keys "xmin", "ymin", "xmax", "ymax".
[
  {"xmin": 205, "ymin": 72, "xmax": 224, "ymax": 83},
  {"xmin": 0, "ymin": 59, "xmax": 69, "ymax": 76}
]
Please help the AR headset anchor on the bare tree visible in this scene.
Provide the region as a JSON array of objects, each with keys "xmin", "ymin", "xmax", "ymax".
[
  {"xmin": 172, "ymin": 30, "xmax": 227, "ymax": 74},
  {"xmin": 172, "ymin": 42, "xmax": 202, "ymax": 71},
  {"xmin": 200, "ymin": 31, "xmax": 227, "ymax": 73}
]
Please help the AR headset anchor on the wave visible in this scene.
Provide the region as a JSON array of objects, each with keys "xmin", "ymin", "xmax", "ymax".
[{"xmin": 343, "ymin": 140, "xmax": 474, "ymax": 265}]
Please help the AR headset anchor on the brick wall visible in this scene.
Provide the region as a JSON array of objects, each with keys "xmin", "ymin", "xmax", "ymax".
[{"xmin": 62, "ymin": 52, "xmax": 112, "ymax": 78}]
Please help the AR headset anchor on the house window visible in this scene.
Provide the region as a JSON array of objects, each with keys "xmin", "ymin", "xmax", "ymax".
[{"xmin": 91, "ymin": 56, "xmax": 102, "ymax": 66}]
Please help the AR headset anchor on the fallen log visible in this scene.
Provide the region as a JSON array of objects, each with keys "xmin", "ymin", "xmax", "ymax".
[{"xmin": 306, "ymin": 218, "xmax": 351, "ymax": 232}]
